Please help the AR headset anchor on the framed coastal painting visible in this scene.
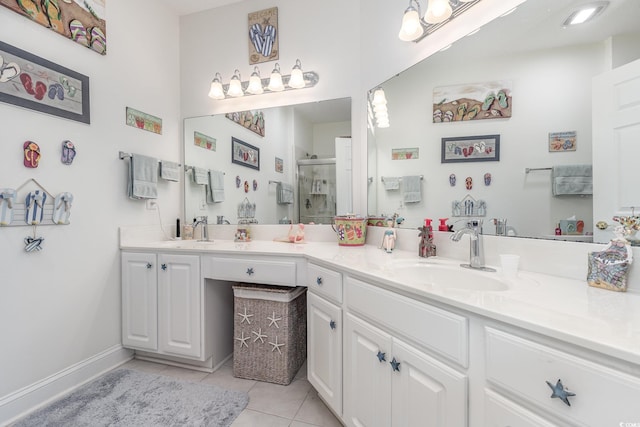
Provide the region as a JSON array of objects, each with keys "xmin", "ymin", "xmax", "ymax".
[
  {"xmin": 248, "ymin": 7, "xmax": 278, "ymax": 65},
  {"xmin": 0, "ymin": 0, "xmax": 107, "ymax": 55},
  {"xmin": 441, "ymin": 135, "xmax": 500, "ymax": 163},
  {"xmin": 0, "ymin": 40, "xmax": 90, "ymax": 123},
  {"xmin": 433, "ymin": 80, "xmax": 512, "ymax": 122},
  {"xmin": 232, "ymin": 137, "xmax": 260, "ymax": 170},
  {"xmin": 549, "ymin": 131, "xmax": 576, "ymax": 152}
]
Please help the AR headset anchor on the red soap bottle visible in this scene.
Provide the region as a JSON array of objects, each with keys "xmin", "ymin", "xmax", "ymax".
[{"xmin": 438, "ymin": 218, "xmax": 449, "ymax": 231}]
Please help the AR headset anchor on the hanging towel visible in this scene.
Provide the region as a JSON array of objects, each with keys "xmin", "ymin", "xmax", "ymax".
[
  {"xmin": 277, "ymin": 182, "xmax": 294, "ymax": 204},
  {"xmin": 383, "ymin": 177, "xmax": 400, "ymax": 190},
  {"xmin": 159, "ymin": 160, "xmax": 180, "ymax": 182},
  {"xmin": 402, "ymin": 175, "xmax": 422, "ymax": 203},
  {"xmin": 192, "ymin": 167, "xmax": 208, "ymax": 185},
  {"xmin": 206, "ymin": 170, "xmax": 225, "ymax": 203},
  {"xmin": 552, "ymin": 164, "xmax": 592, "ymax": 196},
  {"xmin": 128, "ymin": 154, "xmax": 158, "ymax": 199}
]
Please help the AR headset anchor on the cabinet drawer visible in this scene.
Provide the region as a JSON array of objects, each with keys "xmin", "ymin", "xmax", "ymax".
[
  {"xmin": 485, "ymin": 327, "xmax": 640, "ymax": 426},
  {"xmin": 202, "ymin": 256, "xmax": 297, "ymax": 286},
  {"xmin": 307, "ymin": 263, "xmax": 342, "ymax": 304},
  {"xmin": 346, "ymin": 277, "xmax": 468, "ymax": 367},
  {"xmin": 484, "ymin": 389, "xmax": 556, "ymax": 427}
]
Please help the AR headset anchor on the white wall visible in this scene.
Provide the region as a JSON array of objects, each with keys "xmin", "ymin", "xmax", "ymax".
[
  {"xmin": 0, "ymin": 0, "xmax": 180, "ymax": 412},
  {"xmin": 373, "ymin": 42, "xmax": 599, "ymax": 237}
]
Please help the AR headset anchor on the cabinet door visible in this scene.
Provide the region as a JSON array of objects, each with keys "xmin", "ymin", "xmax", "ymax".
[
  {"xmin": 158, "ymin": 254, "xmax": 201, "ymax": 358},
  {"xmin": 122, "ymin": 252, "xmax": 158, "ymax": 351},
  {"xmin": 344, "ymin": 313, "xmax": 392, "ymax": 427},
  {"xmin": 391, "ymin": 338, "xmax": 468, "ymax": 427},
  {"xmin": 308, "ymin": 292, "xmax": 342, "ymax": 415}
]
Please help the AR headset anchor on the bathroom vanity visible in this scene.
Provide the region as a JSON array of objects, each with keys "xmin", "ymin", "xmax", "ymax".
[{"xmin": 120, "ymin": 229, "xmax": 640, "ymax": 426}]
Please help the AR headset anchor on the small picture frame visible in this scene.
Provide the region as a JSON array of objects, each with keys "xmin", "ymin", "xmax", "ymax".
[
  {"xmin": 275, "ymin": 157, "xmax": 284, "ymax": 173},
  {"xmin": 441, "ymin": 135, "xmax": 500, "ymax": 163},
  {"xmin": 232, "ymin": 137, "xmax": 260, "ymax": 170},
  {"xmin": 391, "ymin": 148, "xmax": 419, "ymax": 160},
  {"xmin": 549, "ymin": 131, "xmax": 576, "ymax": 152}
]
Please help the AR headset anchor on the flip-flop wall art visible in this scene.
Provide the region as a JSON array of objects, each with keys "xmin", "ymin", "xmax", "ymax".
[
  {"xmin": 0, "ymin": 188, "xmax": 17, "ymax": 225},
  {"xmin": 25, "ymin": 189, "xmax": 46, "ymax": 224},
  {"xmin": 52, "ymin": 192, "xmax": 73, "ymax": 224}
]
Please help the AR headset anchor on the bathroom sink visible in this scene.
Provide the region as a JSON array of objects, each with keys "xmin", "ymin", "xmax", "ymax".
[
  {"xmin": 151, "ymin": 240, "xmax": 216, "ymax": 249},
  {"xmin": 385, "ymin": 260, "xmax": 508, "ymax": 292}
]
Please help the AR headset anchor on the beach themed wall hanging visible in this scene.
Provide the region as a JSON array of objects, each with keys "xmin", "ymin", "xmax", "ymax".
[
  {"xmin": 433, "ymin": 80, "xmax": 512, "ymax": 123},
  {"xmin": 549, "ymin": 131, "xmax": 577, "ymax": 152},
  {"xmin": 225, "ymin": 110, "xmax": 265, "ymax": 137},
  {"xmin": 194, "ymin": 131, "xmax": 216, "ymax": 151},
  {"xmin": 61, "ymin": 140, "xmax": 76, "ymax": 164},
  {"xmin": 23, "ymin": 140, "xmax": 41, "ymax": 168},
  {"xmin": 0, "ymin": 40, "xmax": 91, "ymax": 123},
  {"xmin": 441, "ymin": 135, "xmax": 500, "ymax": 163},
  {"xmin": 125, "ymin": 107, "xmax": 162, "ymax": 134},
  {"xmin": 248, "ymin": 7, "xmax": 278, "ymax": 65},
  {"xmin": 0, "ymin": 0, "xmax": 106, "ymax": 55}
]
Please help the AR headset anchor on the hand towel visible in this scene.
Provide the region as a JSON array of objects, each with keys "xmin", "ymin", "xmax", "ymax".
[
  {"xmin": 192, "ymin": 167, "xmax": 208, "ymax": 185},
  {"xmin": 206, "ymin": 170, "xmax": 225, "ymax": 203},
  {"xmin": 128, "ymin": 154, "xmax": 158, "ymax": 199},
  {"xmin": 277, "ymin": 182, "xmax": 294, "ymax": 204},
  {"xmin": 552, "ymin": 164, "xmax": 592, "ymax": 196},
  {"xmin": 402, "ymin": 175, "xmax": 422, "ymax": 203},
  {"xmin": 159, "ymin": 160, "xmax": 180, "ymax": 182},
  {"xmin": 383, "ymin": 177, "xmax": 400, "ymax": 190}
]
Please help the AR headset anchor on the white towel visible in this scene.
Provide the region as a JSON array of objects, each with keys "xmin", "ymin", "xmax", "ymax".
[
  {"xmin": 383, "ymin": 177, "xmax": 400, "ymax": 190},
  {"xmin": 402, "ymin": 175, "xmax": 422, "ymax": 203},
  {"xmin": 552, "ymin": 164, "xmax": 592, "ymax": 196},
  {"xmin": 206, "ymin": 170, "xmax": 225, "ymax": 203},
  {"xmin": 128, "ymin": 154, "xmax": 158, "ymax": 199},
  {"xmin": 192, "ymin": 167, "xmax": 208, "ymax": 185},
  {"xmin": 159, "ymin": 161, "xmax": 180, "ymax": 182},
  {"xmin": 277, "ymin": 182, "xmax": 294, "ymax": 204}
]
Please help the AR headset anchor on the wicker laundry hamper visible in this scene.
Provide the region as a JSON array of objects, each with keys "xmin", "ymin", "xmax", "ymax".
[{"xmin": 232, "ymin": 284, "xmax": 307, "ymax": 385}]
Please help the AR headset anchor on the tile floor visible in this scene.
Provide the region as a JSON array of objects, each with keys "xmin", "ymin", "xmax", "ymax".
[{"xmin": 122, "ymin": 358, "xmax": 343, "ymax": 427}]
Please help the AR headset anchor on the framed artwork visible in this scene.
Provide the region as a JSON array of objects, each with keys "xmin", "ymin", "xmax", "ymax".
[
  {"xmin": 248, "ymin": 7, "xmax": 278, "ymax": 65},
  {"xmin": 0, "ymin": 40, "xmax": 90, "ymax": 123},
  {"xmin": 125, "ymin": 107, "xmax": 162, "ymax": 134},
  {"xmin": 0, "ymin": 0, "xmax": 107, "ymax": 55},
  {"xmin": 549, "ymin": 131, "xmax": 576, "ymax": 152},
  {"xmin": 441, "ymin": 135, "xmax": 500, "ymax": 163},
  {"xmin": 392, "ymin": 148, "xmax": 419, "ymax": 160},
  {"xmin": 232, "ymin": 137, "xmax": 260, "ymax": 170},
  {"xmin": 275, "ymin": 157, "xmax": 283, "ymax": 173},
  {"xmin": 225, "ymin": 110, "xmax": 265, "ymax": 137},
  {"xmin": 433, "ymin": 80, "xmax": 512, "ymax": 122},
  {"xmin": 194, "ymin": 131, "xmax": 216, "ymax": 151}
]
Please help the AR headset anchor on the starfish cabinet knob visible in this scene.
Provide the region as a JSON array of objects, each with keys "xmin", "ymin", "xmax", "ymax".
[{"xmin": 546, "ymin": 379, "xmax": 576, "ymax": 406}]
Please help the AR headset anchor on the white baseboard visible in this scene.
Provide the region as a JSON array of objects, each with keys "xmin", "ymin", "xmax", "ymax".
[{"xmin": 0, "ymin": 345, "xmax": 133, "ymax": 426}]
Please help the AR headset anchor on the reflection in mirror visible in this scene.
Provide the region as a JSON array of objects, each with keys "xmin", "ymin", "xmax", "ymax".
[
  {"xmin": 367, "ymin": 0, "xmax": 640, "ymax": 242},
  {"xmin": 184, "ymin": 98, "xmax": 351, "ymax": 225}
]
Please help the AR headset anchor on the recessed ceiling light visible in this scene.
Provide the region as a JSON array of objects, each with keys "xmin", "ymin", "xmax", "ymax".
[{"xmin": 563, "ymin": 1, "xmax": 609, "ymax": 26}]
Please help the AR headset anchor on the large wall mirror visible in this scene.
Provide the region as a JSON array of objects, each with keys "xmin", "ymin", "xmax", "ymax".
[
  {"xmin": 184, "ymin": 98, "xmax": 351, "ymax": 225},
  {"xmin": 367, "ymin": 0, "xmax": 640, "ymax": 243}
]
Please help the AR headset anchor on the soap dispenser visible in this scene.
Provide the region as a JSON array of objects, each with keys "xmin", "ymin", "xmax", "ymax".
[{"xmin": 418, "ymin": 220, "xmax": 436, "ymax": 258}]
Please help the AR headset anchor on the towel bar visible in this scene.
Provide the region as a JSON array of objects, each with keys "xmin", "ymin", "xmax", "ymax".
[
  {"xmin": 119, "ymin": 151, "xmax": 182, "ymax": 167},
  {"xmin": 525, "ymin": 167, "xmax": 552, "ymax": 173}
]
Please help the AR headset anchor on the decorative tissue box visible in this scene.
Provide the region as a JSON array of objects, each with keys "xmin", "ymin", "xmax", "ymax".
[{"xmin": 587, "ymin": 238, "xmax": 632, "ymax": 292}]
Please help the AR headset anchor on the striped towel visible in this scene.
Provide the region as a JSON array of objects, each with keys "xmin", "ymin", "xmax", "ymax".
[
  {"xmin": 159, "ymin": 161, "xmax": 180, "ymax": 182},
  {"xmin": 192, "ymin": 167, "xmax": 208, "ymax": 185}
]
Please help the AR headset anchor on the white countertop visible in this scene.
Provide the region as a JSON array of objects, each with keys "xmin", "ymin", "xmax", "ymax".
[{"xmin": 121, "ymin": 237, "xmax": 640, "ymax": 367}]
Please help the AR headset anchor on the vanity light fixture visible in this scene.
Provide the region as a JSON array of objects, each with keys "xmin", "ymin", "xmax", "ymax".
[
  {"xmin": 398, "ymin": 0, "xmax": 483, "ymax": 43},
  {"xmin": 562, "ymin": 1, "xmax": 608, "ymax": 26},
  {"xmin": 370, "ymin": 87, "xmax": 390, "ymax": 129},
  {"xmin": 208, "ymin": 60, "xmax": 319, "ymax": 100}
]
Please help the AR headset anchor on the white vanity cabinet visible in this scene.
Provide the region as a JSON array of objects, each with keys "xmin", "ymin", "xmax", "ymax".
[
  {"xmin": 306, "ymin": 263, "xmax": 343, "ymax": 416},
  {"xmin": 122, "ymin": 252, "xmax": 202, "ymax": 359},
  {"xmin": 344, "ymin": 276, "xmax": 468, "ymax": 427},
  {"xmin": 483, "ymin": 326, "xmax": 640, "ymax": 426}
]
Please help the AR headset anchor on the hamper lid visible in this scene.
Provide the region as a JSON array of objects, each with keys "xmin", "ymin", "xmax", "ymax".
[{"xmin": 233, "ymin": 284, "xmax": 306, "ymax": 302}]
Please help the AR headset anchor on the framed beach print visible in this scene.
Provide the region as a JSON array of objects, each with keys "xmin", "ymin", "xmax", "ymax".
[
  {"xmin": 441, "ymin": 135, "xmax": 500, "ymax": 163},
  {"xmin": 232, "ymin": 137, "xmax": 260, "ymax": 170},
  {"xmin": 0, "ymin": 40, "xmax": 90, "ymax": 123}
]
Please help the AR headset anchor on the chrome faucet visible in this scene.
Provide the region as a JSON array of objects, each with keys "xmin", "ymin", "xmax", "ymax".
[
  {"xmin": 193, "ymin": 216, "xmax": 210, "ymax": 241},
  {"xmin": 216, "ymin": 215, "xmax": 230, "ymax": 225},
  {"xmin": 450, "ymin": 220, "xmax": 496, "ymax": 271}
]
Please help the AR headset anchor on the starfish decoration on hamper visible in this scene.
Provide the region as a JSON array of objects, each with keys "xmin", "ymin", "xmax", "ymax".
[
  {"xmin": 252, "ymin": 328, "xmax": 267, "ymax": 343},
  {"xmin": 237, "ymin": 306, "xmax": 253, "ymax": 324},
  {"xmin": 268, "ymin": 335, "xmax": 285, "ymax": 354},
  {"xmin": 267, "ymin": 312, "xmax": 282, "ymax": 328},
  {"xmin": 235, "ymin": 331, "xmax": 250, "ymax": 348}
]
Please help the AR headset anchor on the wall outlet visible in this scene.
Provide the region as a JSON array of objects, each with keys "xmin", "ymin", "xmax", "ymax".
[{"xmin": 146, "ymin": 200, "xmax": 158, "ymax": 210}]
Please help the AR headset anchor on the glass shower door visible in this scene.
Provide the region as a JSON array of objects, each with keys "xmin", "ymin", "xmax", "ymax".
[{"xmin": 298, "ymin": 158, "xmax": 336, "ymax": 224}]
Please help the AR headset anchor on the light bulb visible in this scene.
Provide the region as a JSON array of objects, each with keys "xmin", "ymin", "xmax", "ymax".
[
  {"xmin": 227, "ymin": 69, "xmax": 244, "ymax": 97},
  {"xmin": 288, "ymin": 59, "xmax": 305, "ymax": 89},
  {"xmin": 208, "ymin": 73, "xmax": 225, "ymax": 100},
  {"xmin": 267, "ymin": 63, "xmax": 284, "ymax": 91},
  {"xmin": 425, "ymin": 0, "xmax": 452, "ymax": 24},
  {"xmin": 246, "ymin": 67, "xmax": 264, "ymax": 94},
  {"xmin": 372, "ymin": 88, "xmax": 387, "ymax": 106},
  {"xmin": 398, "ymin": 5, "xmax": 423, "ymax": 41}
]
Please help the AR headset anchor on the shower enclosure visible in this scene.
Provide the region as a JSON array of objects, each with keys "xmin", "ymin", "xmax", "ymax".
[{"xmin": 297, "ymin": 158, "xmax": 336, "ymax": 224}]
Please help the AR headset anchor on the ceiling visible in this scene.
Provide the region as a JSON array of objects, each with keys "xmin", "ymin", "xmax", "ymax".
[{"xmin": 159, "ymin": 0, "xmax": 244, "ymax": 16}]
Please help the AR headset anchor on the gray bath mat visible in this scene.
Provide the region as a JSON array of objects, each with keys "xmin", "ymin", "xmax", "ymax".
[{"xmin": 12, "ymin": 368, "xmax": 249, "ymax": 426}]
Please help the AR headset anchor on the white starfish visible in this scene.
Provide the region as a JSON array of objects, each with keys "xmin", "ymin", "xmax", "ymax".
[
  {"xmin": 235, "ymin": 331, "xmax": 250, "ymax": 348},
  {"xmin": 267, "ymin": 312, "xmax": 282, "ymax": 328},
  {"xmin": 252, "ymin": 328, "xmax": 267, "ymax": 343},
  {"xmin": 268, "ymin": 335, "xmax": 285, "ymax": 354},
  {"xmin": 237, "ymin": 306, "xmax": 253, "ymax": 325}
]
